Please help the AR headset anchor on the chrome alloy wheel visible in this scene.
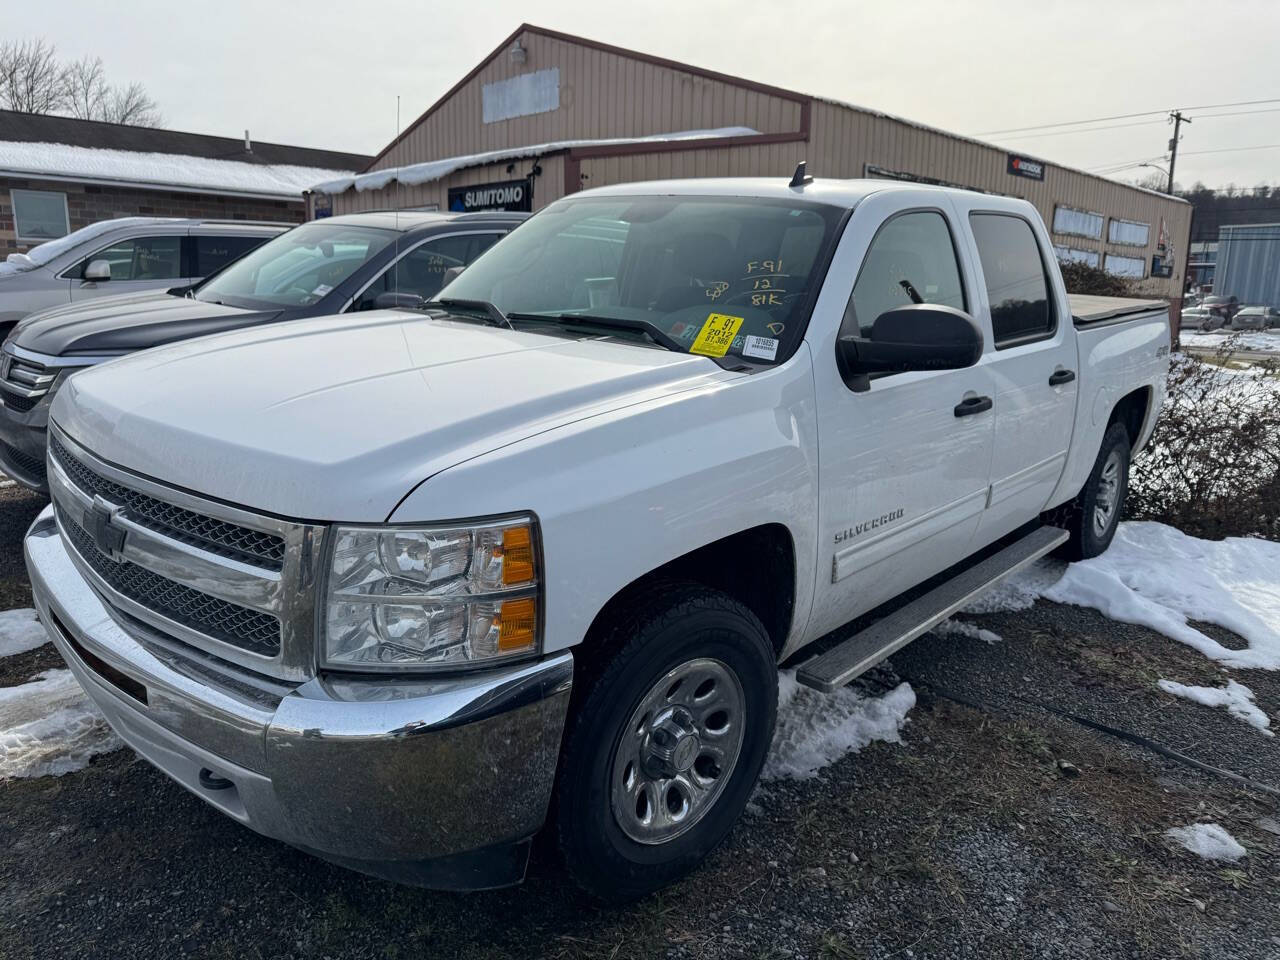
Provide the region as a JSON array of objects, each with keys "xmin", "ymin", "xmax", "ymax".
[
  {"xmin": 610, "ymin": 658, "xmax": 746, "ymax": 845},
  {"xmin": 1093, "ymin": 449, "xmax": 1123, "ymax": 538}
]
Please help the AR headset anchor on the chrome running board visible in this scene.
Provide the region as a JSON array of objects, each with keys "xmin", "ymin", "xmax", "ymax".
[{"xmin": 797, "ymin": 525, "xmax": 1068, "ymax": 693}]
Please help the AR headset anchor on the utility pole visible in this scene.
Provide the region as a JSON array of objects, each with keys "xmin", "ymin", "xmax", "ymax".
[{"xmin": 1167, "ymin": 110, "xmax": 1190, "ymax": 194}]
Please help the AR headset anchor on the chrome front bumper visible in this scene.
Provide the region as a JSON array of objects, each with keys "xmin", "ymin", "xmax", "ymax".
[{"xmin": 26, "ymin": 506, "xmax": 573, "ymax": 889}]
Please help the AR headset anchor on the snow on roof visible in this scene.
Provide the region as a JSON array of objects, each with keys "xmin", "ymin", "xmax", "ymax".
[
  {"xmin": 313, "ymin": 127, "xmax": 759, "ymax": 195},
  {"xmin": 0, "ymin": 140, "xmax": 356, "ymax": 201}
]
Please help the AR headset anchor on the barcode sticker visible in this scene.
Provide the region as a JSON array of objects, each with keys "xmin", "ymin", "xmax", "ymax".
[{"xmin": 742, "ymin": 335, "xmax": 779, "ymax": 361}]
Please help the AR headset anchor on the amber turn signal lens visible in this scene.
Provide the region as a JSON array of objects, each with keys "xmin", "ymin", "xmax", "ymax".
[
  {"xmin": 500, "ymin": 525, "xmax": 535, "ymax": 585},
  {"xmin": 497, "ymin": 597, "xmax": 537, "ymax": 652}
]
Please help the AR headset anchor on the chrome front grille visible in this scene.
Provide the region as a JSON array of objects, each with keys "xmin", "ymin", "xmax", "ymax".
[
  {"xmin": 0, "ymin": 352, "xmax": 55, "ymax": 405},
  {"xmin": 59, "ymin": 509, "xmax": 281, "ymax": 656},
  {"xmin": 49, "ymin": 435, "xmax": 286, "ymax": 570},
  {"xmin": 47, "ymin": 424, "xmax": 325, "ymax": 681}
]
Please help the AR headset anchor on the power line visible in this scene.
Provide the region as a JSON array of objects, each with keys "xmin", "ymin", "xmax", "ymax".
[{"xmin": 975, "ymin": 97, "xmax": 1280, "ymax": 136}]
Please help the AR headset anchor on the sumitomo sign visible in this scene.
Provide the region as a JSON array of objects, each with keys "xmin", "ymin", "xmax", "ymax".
[
  {"xmin": 1006, "ymin": 154, "xmax": 1045, "ymax": 181},
  {"xmin": 447, "ymin": 178, "xmax": 533, "ymax": 212}
]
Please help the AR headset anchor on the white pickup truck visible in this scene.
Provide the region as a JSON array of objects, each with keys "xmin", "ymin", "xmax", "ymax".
[{"xmin": 25, "ymin": 173, "xmax": 1169, "ymax": 900}]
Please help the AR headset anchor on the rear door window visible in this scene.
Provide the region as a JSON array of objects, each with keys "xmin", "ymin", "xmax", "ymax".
[
  {"xmin": 969, "ymin": 214, "xmax": 1055, "ymax": 347},
  {"xmin": 193, "ymin": 235, "xmax": 269, "ymax": 277}
]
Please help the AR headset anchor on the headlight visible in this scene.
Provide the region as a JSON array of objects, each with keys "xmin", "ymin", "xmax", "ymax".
[{"xmin": 322, "ymin": 515, "xmax": 540, "ymax": 671}]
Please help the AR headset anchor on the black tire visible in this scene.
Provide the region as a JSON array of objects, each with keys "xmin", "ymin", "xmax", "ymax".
[
  {"xmin": 1047, "ymin": 421, "xmax": 1131, "ymax": 561},
  {"xmin": 554, "ymin": 583, "xmax": 777, "ymax": 903}
]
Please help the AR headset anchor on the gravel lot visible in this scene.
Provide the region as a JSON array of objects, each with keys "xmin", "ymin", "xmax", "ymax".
[{"xmin": 1, "ymin": 484, "xmax": 1277, "ymax": 960}]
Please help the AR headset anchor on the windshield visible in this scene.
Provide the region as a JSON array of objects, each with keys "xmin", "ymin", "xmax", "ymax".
[
  {"xmin": 195, "ymin": 222, "xmax": 397, "ymax": 309},
  {"xmin": 438, "ymin": 195, "xmax": 845, "ymax": 363}
]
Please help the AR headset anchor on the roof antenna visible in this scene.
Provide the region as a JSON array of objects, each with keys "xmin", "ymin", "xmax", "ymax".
[{"xmin": 789, "ymin": 161, "xmax": 813, "ymax": 188}]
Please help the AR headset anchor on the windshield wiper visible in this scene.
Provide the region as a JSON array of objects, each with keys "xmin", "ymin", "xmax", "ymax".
[
  {"xmin": 506, "ymin": 312, "xmax": 686, "ymax": 354},
  {"xmin": 428, "ymin": 297, "xmax": 514, "ymax": 330}
]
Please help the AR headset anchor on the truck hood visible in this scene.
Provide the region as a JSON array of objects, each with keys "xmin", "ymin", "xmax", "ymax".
[
  {"xmin": 12, "ymin": 291, "xmax": 278, "ymax": 357},
  {"xmin": 53, "ymin": 311, "xmax": 738, "ymax": 520}
]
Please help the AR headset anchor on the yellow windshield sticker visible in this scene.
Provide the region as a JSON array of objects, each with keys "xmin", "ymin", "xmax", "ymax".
[{"xmin": 690, "ymin": 313, "xmax": 744, "ymax": 357}]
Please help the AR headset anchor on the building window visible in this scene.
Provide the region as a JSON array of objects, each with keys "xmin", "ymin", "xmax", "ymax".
[
  {"xmin": 11, "ymin": 188, "xmax": 69, "ymax": 242},
  {"xmin": 1104, "ymin": 253, "xmax": 1145, "ymax": 278},
  {"xmin": 1108, "ymin": 218, "xmax": 1150, "ymax": 247},
  {"xmin": 1054, "ymin": 245, "xmax": 1101, "ymax": 268},
  {"xmin": 1052, "ymin": 206, "xmax": 1103, "ymax": 239},
  {"xmin": 970, "ymin": 213, "xmax": 1055, "ymax": 348}
]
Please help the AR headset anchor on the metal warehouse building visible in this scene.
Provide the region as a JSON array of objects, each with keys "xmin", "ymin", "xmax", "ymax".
[
  {"xmin": 310, "ymin": 23, "xmax": 1191, "ymax": 310},
  {"xmin": 1214, "ymin": 223, "xmax": 1280, "ymax": 308}
]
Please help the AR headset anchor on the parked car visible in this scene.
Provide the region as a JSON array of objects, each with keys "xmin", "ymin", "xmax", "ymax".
[
  {"xmin": 1229, "ymin": 305, "xmax": 1280, "ymax": 330},
  {"xmin": 27, "ymin": 177, "xmax": 1168, "ymax": 901},
  {"xmin": 0, "ymin": 210, "xmax": 527, "ymax": 492},
  {"xmin": 0, "ymin": 217, "xmax": 288, "ymax": 333},
  {"xmin": 1200, "ymin": 294, "xmax": 1241, "ymax": 323},
  {"xmin": 1179, "ymin": 306, "xmax": 1224, "ymax": 331}
]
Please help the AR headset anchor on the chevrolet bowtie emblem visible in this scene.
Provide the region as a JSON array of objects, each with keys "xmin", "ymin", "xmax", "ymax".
[{"xmin": 86, "ymin": 497, "xmax": 127, "ymax": 559}]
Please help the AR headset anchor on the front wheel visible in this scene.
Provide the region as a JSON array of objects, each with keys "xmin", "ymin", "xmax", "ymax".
[
  {"xmin": 1048, "ymin": 421, "xmax": 1131, "ymax": 561},
  {"xmin": 554, "ymin": 585, "xmax": 777, "ymax": 902}
]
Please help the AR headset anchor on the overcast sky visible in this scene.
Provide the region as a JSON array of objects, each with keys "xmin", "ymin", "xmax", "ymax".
[{"xmin": 11, "ymin": 0, "xmax": 1280, "ymax": 188}]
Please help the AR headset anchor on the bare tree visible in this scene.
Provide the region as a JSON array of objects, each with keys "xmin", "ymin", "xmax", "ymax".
[
  {"xmin": 62, "ymin": 55, "xmax": 108, "ymax": 120},
  {"xmin": 0, "ymin": 38, "xmax": 67, "ymax": 114},
  {"xmin": 102, "ymin": 81, "xmax": 162, "ymax": 126}
]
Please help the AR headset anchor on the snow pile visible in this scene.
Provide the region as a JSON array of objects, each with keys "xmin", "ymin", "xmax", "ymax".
[
  {"xmin": 762, "ymin": 670, "xmax": 915, "ymax": 780},
  {"xmin": 0, "ymin": 608, "xmax": 49, "ymax": 657},
  {"xmin": 1041, "ymin": 522, "xmax": 1280, "ymax": 670},
  {"xmin": 0, "ymin": 140, "xmax": 353, "ymax": 201},
  {"xmin": 314, "ymin": 127, "xmax": 759, "ymax": 194},
  {"xmin": 0, "ymin": 670, "xmax": 120, "ymax": 778},
  {"xmin": 1165, "ymin": 822, "xmax": 1248, "ymax": 862},
  {"xmin": 1158, "ymin": 678, "xmax": 1273, "ymax": 736},
  {"xmin": 932, "ymin": 618, "xmax": 1002, "ymax": 644},
  {"xmin": 1180, "ymin": 330, "xmax": 1279, "ymax": 354}
]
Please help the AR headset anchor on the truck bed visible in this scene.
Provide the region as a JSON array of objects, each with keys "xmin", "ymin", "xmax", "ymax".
[{"xmin": 1069, "ymin": 294, "xmax": 1168, "ymax": 326}]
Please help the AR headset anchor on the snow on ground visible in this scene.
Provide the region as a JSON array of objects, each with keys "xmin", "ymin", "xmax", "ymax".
[
  {"xmin": 971, "ymin": 522, "xmax": 1280, "ymax": 671},
  {"xmin": 0, "ymin": 670, "xmax": 120, "ymax": 779},
  {"xmin": 1180, "ymin": 330, "xmax": 1280, "ymax": 353},
  {"xmin": 1165, "ymin": 822, "xmax": 1248, "ymax": 862},
  {"xmin": 0, "ymin": 607, "xmax": 49, "ymax": 657},
  {"xmin": 1157, "ymin": 678, "xmax": 1274, "ymax": 736},
  {"xmin": 932, "ymin": 618, "xmax": 1002, "ymax": 644},
  {"xmin": 762, "ymin": 670, "xmax": 915, "ymax": 780}
]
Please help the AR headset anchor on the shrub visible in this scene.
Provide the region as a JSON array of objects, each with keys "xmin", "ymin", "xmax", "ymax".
[
  {"xmin": 1125, "ymin": 339, "xmax": 1280, "ymax": 539},
  {"xmin": 1058, "ymin": 261, "xmax": 1136, "ymax": 298}
]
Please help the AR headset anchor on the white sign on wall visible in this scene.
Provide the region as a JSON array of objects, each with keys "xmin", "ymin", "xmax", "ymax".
[{"xmin": 482, "ymin": 68, "xmax": 560, "ymax": 124}]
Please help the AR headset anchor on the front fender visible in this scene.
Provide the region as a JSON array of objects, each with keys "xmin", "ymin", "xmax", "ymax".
[{"xmin": 390, "ymin": 348, "xmax": 820, "ymax": 657}]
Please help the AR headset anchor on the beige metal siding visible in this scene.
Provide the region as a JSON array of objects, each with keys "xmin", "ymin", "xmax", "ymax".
[
  {"xmin": 807, "ymin": 101, "xmax": 1192, "ymax": 298},
  {"xmin": 327, "ymin": 154, "xmax": 566, "ymax": 216},
  {"xmin": 373, "ymin": 29, "xmax": 802, "ymax": 173}
]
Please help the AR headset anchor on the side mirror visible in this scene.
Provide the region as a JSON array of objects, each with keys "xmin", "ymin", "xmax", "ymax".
[
  {"xmin": 440, "ymin": 265, "xmax": 466, "ymax": 287},
  {"xmin": 373, "ymin": 291, "xmax": 426, "ymax": 311},
  {"xmin": 83, "ymin": 259, "xmax": 112, "ymax": 282},
  {"xmin": 838, "ymin": 304, "xmax": 982, "ymax": 387}
]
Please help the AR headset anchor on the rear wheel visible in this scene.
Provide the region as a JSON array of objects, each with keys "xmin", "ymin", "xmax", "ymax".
[
  {"xmin": 555, "ymin": 584, "xmax": 776, "ymax": 902},
  {"xmin": 1047, "ymin": 421, "xmax": 1130, "ymax": 561}
]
